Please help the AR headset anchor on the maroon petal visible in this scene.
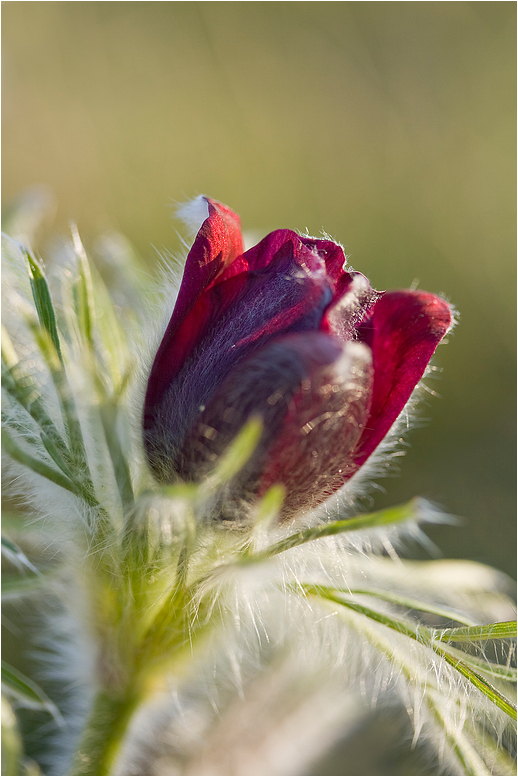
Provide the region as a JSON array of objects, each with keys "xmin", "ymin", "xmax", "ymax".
[
  {"xmin": 221, "ymin": 231, "xmax": 354, "ymax": 300},
  {"xmin": 147, "ymin": 198, "xmax": 243, "ymax": 398},
  {"xmin": 259, "ymin": 339, "xmax": 373, "ymax": 518},
  {"xmin": 167, "ymin": 332, "xmax": 372, "ymax": 520},
  {"xmin": 144, "ymin": 234, "xmax": 355, "ymax": 423},
  {"xmin": 179, "ymin": 197, "xmax": 244, "ymax": 305},
  {"xmin": 352, "ymin": 290, "xmax": 452, "ymax": 470},
  {"xmin": 144, "ymin": 197, "xmax": 454, "ymax": 522},
  {"xmin": 146, "ymin": 211, "xmax": 363, "ymax": 420},
  {"xmin": 143, "ymin": 247, "xmax": 337, "ymax": 456}
]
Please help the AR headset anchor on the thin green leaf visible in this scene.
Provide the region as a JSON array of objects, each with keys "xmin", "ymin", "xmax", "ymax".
[
  {"xmin": 30, "ymin": 325, "xmax": 91, "ymax": 477},
  {"xmin": 71, "ymin": 228, "xmax": 94, "ymax": 348},
  {"xmin": 25, "ymin": 250, "xmax": 63, "ymax": 362},
  {"xmin": 242, "ymin": 499, "xmax": 421, "ymax": 564},
  {"xmin": 253, "ymin": 484, "xmax": 286, "ymax": 528},
  {"xmin": 98, "ymin": 397, "xmax": 134, "ymax": 511},
  {"xmin": 40, "ymin": 431, "xmax": 76, "ymax": 479},
  {"xmin": 208, "ymin": 416, "xmax": 263, "ymax": 487},
  {"xmin": 347, "ymin": 587, "xmax": 477, "ymax": 626},
  {"xmin": 2, "ymin": 427, "xmax": 85, "ymax": 499},
  {"xmin": 436, "ymin": 648, "xmax": 517, "ymax": 721},
  {"xmin": 1, "ymin": 662, "xmax": 61, "ymax": 721},
  {"xmin": 301, "ymin": 583, "xmax": 517, "ymax": 721},
  {"xmin": 174, "ymin": 510, "xmax": 197, "ymax": 595},
  {"xmin": 438, "ymin": 641, "xmax": 517, "ymax": 682},
  {"xmin": 2, "ymin": 341, "xmax": 68, "ymax": 454},
  {"xmin": 1, "ymin": 535, "xmax": 37, "ymax": 573},
  {"xmin": 435, "ymin": 621, "xmax": 517, "ymax": 643},
  {"xmin": 2, "ymin": 363, "xmax": 63, "ymax": 446},
  {"xmin": 160, "ymin": 482, "xmax": 200, "ymax": 502},
  {"xmin": 2, "ymin": 573, "xmax": 46, "ymax": 599},
  {"xmin": 426, "ymin": 695, "xmax": 489, "ymax": 776},
  {"xmin": 2, "ymin": 328, "xmax": 42, "ymax": 410},
  {"xmin": 320, "ymin": 590, "xmax": 491, "ymax": 775},
  {"xmin": 300, "ymin": 582, "xmax": 426, "ymax": 639},
  {"xmin": 87, "ymin": 262, "xmax": 132, "ymax": 390},
  {"xmin": 18, "ymin": 327, "xmax": 109, "ymax": 527}
]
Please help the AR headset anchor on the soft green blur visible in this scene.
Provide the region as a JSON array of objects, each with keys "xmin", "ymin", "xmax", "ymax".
[{"xmin": 2, "ymin": 0, "xmax": 515, "ymax": 587}]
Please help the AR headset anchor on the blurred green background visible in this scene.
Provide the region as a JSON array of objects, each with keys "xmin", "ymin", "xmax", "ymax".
[
  {"xmin": 2, "ymin": 1, "xmax": 515, "ymax": 575},
  {"xmin": 2, "ymin": 3, "xmax": 515, "ymax": 775}
]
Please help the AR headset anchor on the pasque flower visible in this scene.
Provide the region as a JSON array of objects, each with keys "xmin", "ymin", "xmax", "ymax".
[
  {"xmin": 143, "ymin": 197, "xmax": 451, "ymax": 519},
  {"xmin": 2, "ymin": 202, "xmax": 514, "ymax": 777}
]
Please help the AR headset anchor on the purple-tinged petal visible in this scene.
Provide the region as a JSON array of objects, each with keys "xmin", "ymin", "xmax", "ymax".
[
  {"xmin": 352, "ymin": 290, "xmax": 452, "ymax": 470},
  {"xmin": 178, "ymin": 197, "xmax": 244, "ymax": 303},
  {"xmin": 145, "ymin": 198, "xmax": 243, "ymax": 405},
  {"xmin": 324, "ymin": 271, "xmax": 382, "ymax": 341},
  {"xmin": 259, "ymin": 339, "xmax": 373, "ymax": 519},
  {"xmin": 146, "ymin": 225, "xmax": 364, "ymax": 419},
  {"xmin": 240, "ymin": 233, "xmax": 349, "ymax": 295},
  {"xmin": 143, "ymin": 197, "xmax": 454, "ymax": 522},
  {"xmin": 156, "ymin": 332, "xmax": 372, "ymax": 520},
  {"xmin": 216, "ymin": 231, "xmax": 355, "ymax": 301},
  {"xmin": 143, "ymin": 246, "xmax": 338, "ymax": 468}
]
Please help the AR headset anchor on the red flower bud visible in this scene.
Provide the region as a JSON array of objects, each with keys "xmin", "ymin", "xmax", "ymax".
[{"xmin": 143, "ymin": 198, "xmax": 452, "ymax": 520}]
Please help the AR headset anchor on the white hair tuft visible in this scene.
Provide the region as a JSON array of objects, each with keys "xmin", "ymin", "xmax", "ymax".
[{"xmin": 176, "ymin": 195, "xmax": 210, "ymax": 236}]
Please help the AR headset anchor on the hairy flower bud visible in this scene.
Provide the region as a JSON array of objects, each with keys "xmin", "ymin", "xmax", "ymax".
[{"xmin": 143, "ymin": 197, "xmax": 451, "ymax": 519}]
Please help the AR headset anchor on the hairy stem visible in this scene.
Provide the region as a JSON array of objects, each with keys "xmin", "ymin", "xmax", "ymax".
[{"xmin": 70, "ymin": 687, "xmax": 140, "ymax": 776}]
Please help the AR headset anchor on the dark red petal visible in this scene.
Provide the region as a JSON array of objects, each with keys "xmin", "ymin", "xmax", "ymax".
[
  {"xmin": 143, "ymin": 246, "xmax": 337, "ymax": 455},
  {"xmin": 149, "ymin": 197, "xmax": 243, "ymax": 377},
  {"xmin": 144, "ymin": 237, "xmax": 338, "ymax": 419},
  {"xmin": 176, "ymin": 331, "xmax": 345, "ymax": 475},
  {"xmin": 298, "ymin": 236, "xmax": 349, "ymax": 285},
  {"xmin": 352, "ymin": 290, "xmax": 452, "ymax": 470},
  {"xmin": 185, "ymin": 197, "xmax": 244, "ymax": 296},
  {"xmin": 216, "ymin": 231, "xmax": 355, "ymax": 302},
  {"xmin": 167, "ymin": 333, "xmax": 371, "ymax": 519},
  {"xmin": 146, "ymin": 215, "xmax": 362, "ymax": 419},
  {"xmin": 324, "ymin": 272, "xmax": 382, "ymax": 341},
  {"xmin": 259, "ymin": 339, "xmax": 373, "ymax": 519}
]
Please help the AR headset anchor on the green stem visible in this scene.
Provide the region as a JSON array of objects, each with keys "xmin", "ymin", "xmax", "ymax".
[{"xmin": 70, "ymin": 688, "xmax": 140, "ymax": 776}]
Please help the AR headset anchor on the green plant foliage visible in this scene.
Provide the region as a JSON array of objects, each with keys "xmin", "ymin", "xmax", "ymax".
[
  {"xmin": 1, "ymin": 226, "xmax": 516, "ymax": 777},
  {"xmin": 1, "ymin": 663, "xmax": 61, "ymax": 721}
]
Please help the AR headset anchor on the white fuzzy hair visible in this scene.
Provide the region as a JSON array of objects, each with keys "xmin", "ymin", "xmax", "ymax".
[{"xmin": 175, "ymin": 195, "xmax": 210, "ymax": 236}]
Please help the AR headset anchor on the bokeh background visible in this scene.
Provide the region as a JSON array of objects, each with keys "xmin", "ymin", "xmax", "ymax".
[{"xmin": 2, "ymin": 2, "xmax": 516, "ymax": 774}]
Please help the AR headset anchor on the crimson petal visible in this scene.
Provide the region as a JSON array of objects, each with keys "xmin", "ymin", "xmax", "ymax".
[
  {"xmin": 143, "ymin": 247, "xmax": 342, "ymax": 471},
  {"xmin": 352, "ymin": 290, "xmax": 452, "ymax": 470},
  {"xmin": 221, "ymin": 231, "xmax": 352, "ymax": 299},
  {"xmin": 259, "ymin": 339, "xmax": 373, "ymax": 518},
  {"xmin": 143, "ymin": 197, "xmax": 453, "ymax": 522},
  {"xmin": 168, "ymin": 333, "xmax": 372, "ymax": 520},
  {"xmin": 179, "ymin": 197, "xmax": 244, "ymax": 305},
  {"xmin": 147, "ymin": 197, "xmax": 243, "ymax": 398},
  {"xmin": 144, "ymin": 226, "xmax": 360, "ymax": 427}
]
